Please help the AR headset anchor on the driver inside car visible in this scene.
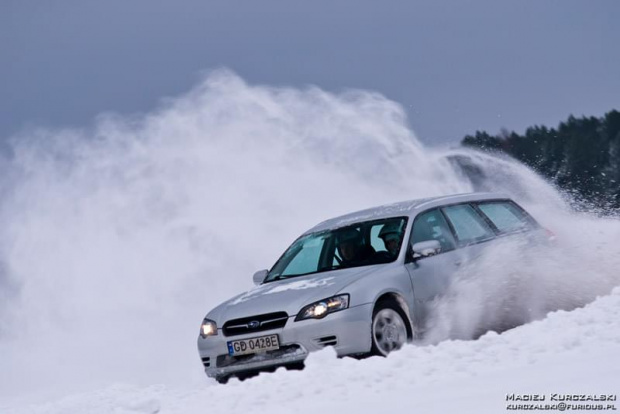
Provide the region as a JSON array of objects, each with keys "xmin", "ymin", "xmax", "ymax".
[{"xmin": 336, "ymin": 228, "xmax": 373, "ymax": 266}]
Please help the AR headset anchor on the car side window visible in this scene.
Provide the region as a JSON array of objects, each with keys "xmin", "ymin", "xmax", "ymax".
[
  {"xmin": 477, "ymin": 201, "xmax": 533, "ymax": 233},
  {"xmin": 411, "ymin": 209, "xmax": 456, "ymax": 253},
  {"xmin": 441, "ymin": 204, "xmax": 495, "ymax": 245}
]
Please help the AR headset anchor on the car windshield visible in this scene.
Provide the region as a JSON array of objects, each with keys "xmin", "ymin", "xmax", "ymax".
[{"xmin": 265, "ymin": 217, "xmax": 408, "ymax": 282}]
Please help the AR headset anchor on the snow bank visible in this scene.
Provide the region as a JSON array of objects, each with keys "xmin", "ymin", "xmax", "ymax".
[{"xmin": 4, "ymin": 287, "xmax": 619, "ymax": 414}]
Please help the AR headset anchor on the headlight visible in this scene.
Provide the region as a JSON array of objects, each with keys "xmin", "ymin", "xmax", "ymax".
[
  {"xmin": 295, "ymin": 294, "xmax": 349, "ymax": 321},
  {"xmin": 199, "ymin": 319, "xmax": 218, "ymax": 338}
]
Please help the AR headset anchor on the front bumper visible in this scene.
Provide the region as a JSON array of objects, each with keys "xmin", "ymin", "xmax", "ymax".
[{"xmin": 197, "ymin": 303, "xmax": 373, "ymax": 379}]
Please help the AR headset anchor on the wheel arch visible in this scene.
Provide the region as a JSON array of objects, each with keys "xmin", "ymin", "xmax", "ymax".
[{"xmin": 373, "ymin": 291, "xmax": 414, "ymax": 340}]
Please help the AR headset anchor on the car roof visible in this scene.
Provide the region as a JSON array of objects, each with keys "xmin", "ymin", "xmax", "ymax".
[{"xmin": 303, "ymin": 192, "xmax": 511, "ymax": 234}]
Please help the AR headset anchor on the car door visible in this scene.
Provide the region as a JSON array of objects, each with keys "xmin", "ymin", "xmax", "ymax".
[
  {"xmin": 404, "ymin": 208, "xmax": 463, "ymax": 327},
  {"xmin": 405, "ymin": 203, "xmax": 499, "ymax": 328}
]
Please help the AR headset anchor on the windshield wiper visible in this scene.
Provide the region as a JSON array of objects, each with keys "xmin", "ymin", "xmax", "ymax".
[
  {"xmin": 271, "ymin": 274, "xmax": 288, "ymax": 281},
  {"xmin": 266, "ymin": 272, "xmax": 314, "ymax": 282},
  {"xmin": 264, "ymin": 274, "xmax": 291, "ymax": 283}
]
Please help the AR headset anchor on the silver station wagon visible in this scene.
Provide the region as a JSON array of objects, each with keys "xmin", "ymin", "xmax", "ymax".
[{"xmin": 197, "ymin": 192, "xmax": 544, "ymax": 383}]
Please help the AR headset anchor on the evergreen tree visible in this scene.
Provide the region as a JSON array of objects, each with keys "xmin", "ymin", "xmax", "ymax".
[{"xmin": 460, "ymin": 110, "xmax": 620, "ymax": 211}]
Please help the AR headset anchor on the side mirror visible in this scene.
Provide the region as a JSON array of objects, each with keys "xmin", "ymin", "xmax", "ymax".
[
  {"xmin": 252, "ymin": 269, "xmax": 268, "ymax": 285},
  {"xmin": 411, "ymin": 240, "xmax": 442, "ymax": 260}
]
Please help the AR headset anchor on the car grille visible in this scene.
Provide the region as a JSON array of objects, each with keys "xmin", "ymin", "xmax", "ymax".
[{"xmin": 222, "ymin": 311, "xmax": 289, "ymax": 337}]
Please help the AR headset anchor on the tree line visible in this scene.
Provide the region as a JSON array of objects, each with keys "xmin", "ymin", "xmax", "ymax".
[{"xmin": 461, "ymin": 110, "xmax": 620, "ymax": 212}]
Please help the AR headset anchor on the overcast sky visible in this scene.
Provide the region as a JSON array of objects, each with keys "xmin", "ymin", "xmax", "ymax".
[{"xmin": 1, "ymin": 0, "xmax": 619, "ymax": 145}]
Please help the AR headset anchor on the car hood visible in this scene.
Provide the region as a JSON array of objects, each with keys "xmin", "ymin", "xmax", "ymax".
[{"xmin": 207, "ymin": 266, "xmax": 380, "ymax": 323}]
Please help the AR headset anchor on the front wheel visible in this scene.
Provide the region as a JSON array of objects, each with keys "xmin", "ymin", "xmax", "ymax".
[{"xmin": 371, "ymin": 301, "xmax": 409, "ymax": 356}]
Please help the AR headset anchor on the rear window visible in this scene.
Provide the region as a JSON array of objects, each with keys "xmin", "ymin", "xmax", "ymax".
[
  {"xmin": 442, "ymin": 204, "xmax": 495, "ymax": 244},
  {"xmin": 477, "ymin": 201, "xmax": 533, "ymax": 233}
]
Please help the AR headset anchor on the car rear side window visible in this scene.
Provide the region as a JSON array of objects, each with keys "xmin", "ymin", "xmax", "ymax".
[
  {"xmin": 477, "ymin": 201, "xmax": 532, "ymax": 233},
  {"xmin": 442, "ymin": 204, "xmax": 495, "ymax": 245},
  {"xmin": 411, "ymin": 209, "xmax": 456, "ymax": 252}
]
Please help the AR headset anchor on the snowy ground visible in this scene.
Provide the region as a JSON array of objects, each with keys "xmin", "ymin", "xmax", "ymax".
[{"xmin": 4, "ymin": 287, "xmax": 619, "ymax": 414}]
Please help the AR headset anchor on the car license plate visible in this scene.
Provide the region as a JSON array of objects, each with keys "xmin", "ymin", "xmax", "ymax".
[{"xmin": 227, "ymin": 334, "xmax": 280, "ymax": 356}]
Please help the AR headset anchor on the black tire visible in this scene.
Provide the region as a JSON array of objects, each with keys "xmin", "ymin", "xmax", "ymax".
[
  {"xmin": 215, "ymin": 375, "xmax": 229, "ymax": 384},
  {"xmin": 370, "ymin": 300, "xmax": 410, "ymax": 356}
]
